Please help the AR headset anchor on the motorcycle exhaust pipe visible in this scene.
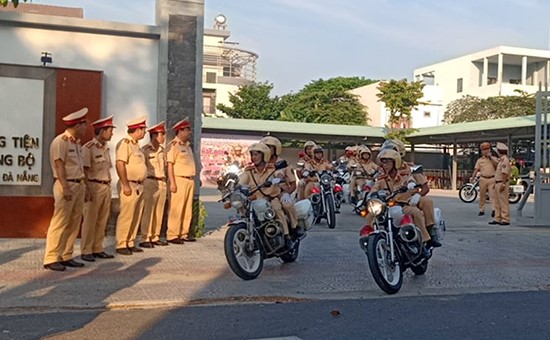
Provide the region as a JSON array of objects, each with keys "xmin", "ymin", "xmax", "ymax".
[{"xmin": 398, "ymin": 224, "xmax": 421, "ymax": 243}]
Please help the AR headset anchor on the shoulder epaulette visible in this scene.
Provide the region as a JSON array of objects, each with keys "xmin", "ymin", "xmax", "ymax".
[
  {"xmin": 61, "ymin": 135, "xmax": 68, "ymax": 141},
  {"xmin": 123, "ymin": 138, "xmax": 130, "ymax": 144},
  {"xmin": 84, "ymin": 140, "xmax": 94, "ymax": 148}
]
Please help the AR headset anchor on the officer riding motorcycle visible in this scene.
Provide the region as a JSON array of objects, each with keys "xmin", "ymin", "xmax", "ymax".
[{"xmin": 349, "ymin": 145, "xmax": 379, "ymax": 206}]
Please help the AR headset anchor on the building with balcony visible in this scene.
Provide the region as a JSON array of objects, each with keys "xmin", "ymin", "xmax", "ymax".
[
  {"xmin": 202, "ymin": 15, "xmax": 258, "ymax": 117},
  {"xmin": 414, "ymin": 46, "xmax": 550, "ymax": 110},
  {"xmin": 351, "ymin": 81, "xmax": 444, "ymax": 129}
]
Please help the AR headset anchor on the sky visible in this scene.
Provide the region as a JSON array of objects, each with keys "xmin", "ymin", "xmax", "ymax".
[{"xmin": 31, "ymin": 0, "xmax": 550, "ymax": 95}]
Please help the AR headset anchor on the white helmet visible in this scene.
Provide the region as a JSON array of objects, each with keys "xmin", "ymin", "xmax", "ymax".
[
  {"xmin": 377, "ymin": 148, "xmax": 402, "ymax": 169},
  {"xmin": 248, "ymin": 142, "xmax": 271, "ymax": 163},
  {"xmin": 261, "ymin": 136, "xmax": 282, "ymax": 157}
]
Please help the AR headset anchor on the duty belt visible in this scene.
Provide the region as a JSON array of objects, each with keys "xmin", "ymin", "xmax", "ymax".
[
  {"xmin": 178, "ymin": 176, "xmax": 194, "ymax": 180},
  {"xmin": 481, "ymin": 175, "xmax": 494, "ymax": 179},
  {"xmin": 56, "ymin": 178, "xmax": 84, "ymax": 184},
  {"xmin": 147, "ymin": 176, "xmax": 166, "ymax": 181},
  {"xmin": 89, "ymin": 179, "xmax": 111, "ymax": 185},
  {"xmin": 129, "ymin": 180, "xmax": 143, "ymax": 185}
]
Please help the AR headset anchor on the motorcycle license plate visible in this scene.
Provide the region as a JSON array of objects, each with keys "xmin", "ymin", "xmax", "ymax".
[{"xmin": 511, "ymin": 185, "xmax": 524, "ymax": 194}]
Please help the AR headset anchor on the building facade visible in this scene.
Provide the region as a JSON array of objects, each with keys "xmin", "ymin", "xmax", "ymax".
[
  {"xmin": 414, "ymin": 46, "xmax": 550, "ymax": 110},
  {"xmin": 202, "ymin": 15, "xmax": 258, "ymax": 117}
]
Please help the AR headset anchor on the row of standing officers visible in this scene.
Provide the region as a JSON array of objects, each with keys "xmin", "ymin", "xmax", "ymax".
[{"xmin": 43, "ymin": 108, "xmax": 197, "ymax": 271}]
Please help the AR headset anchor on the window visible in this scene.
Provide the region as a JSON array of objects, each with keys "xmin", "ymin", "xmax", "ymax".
[
  {"xmin": 206, "ymin": 72, "xmax": 217, "ymax": 83},
  {"xmin": 457, "ymin": 78, "xmax": 463, "ymax": 93},
  {"xmin": 488, "ymin": 77, "xmax": 497, "ymax": 85},
  {"xmin": 424, "ymin": 111, "xmax": 431, "ymax": 118},
  {"xmin": 509, "ymin": 79, "xmax": 521, "ymax": 85}
]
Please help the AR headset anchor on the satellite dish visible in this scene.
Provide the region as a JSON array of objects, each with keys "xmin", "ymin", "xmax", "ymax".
[{"xmin": 215, "ymin": 14, "xmax": 226, "ymax": 25}]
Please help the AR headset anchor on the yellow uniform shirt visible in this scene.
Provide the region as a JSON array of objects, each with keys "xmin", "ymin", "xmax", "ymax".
[
  {"xmin": 116, "ymin": 136, "xmax": 147, "ymax": 181},
  {"xmin": 82, "ymin": 138, "xmax": 111, "ymax": 182},
  {"xmin": 142, "ymin": 143, "xmax": 166, "ymax": 179},
  {"xmin": 50, "ymin": 130, "xmax": 85, "ymax": 180},
  {"xmin": 166, "ymin": 137, "xmax": 196, "ymax": 177}
]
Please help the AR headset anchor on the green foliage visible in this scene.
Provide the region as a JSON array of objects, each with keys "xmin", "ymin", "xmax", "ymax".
[
  {"xmin": 216, "ymin": 82, "xmax": 283, "ymax": 120},
  {"xmin": 280, "ymin": 77, "xmax": 376, "ymax": 125},
  {"xmin": 377, "ymin": 79, "xmax": 424, "ymax": 139},
  {"xmin": 383, "ymin": 127, "xmax": 418, "ymax": 142},
  {"xmin": 216, "ymin": 77, "xmax": 376, "ymax": 126},
  {"xmin": 1, "ymin": 0, "xmax": 25, "ymax": 7},
  {"xmin": 191, "ymin": 200, "xmax": 208, "ymax": 238},
  {"xmin": 444, "ymin": 90, "xmax": 535, "ymax": 124}
]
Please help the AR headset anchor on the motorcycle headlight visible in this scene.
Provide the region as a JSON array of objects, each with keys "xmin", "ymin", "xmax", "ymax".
[
  {"xmin": 367, "ymin": 198, "xmax": 384, "ymax": 217},
  {"xmin": 230, "ymin": 193, "xmax": 245, "ymax": 209},
  {"xmin": 355, "ymin": 171, "xmax": 363, "ymax": 176},
  {"xmin": 264, "ymin": 208, "xmax": 276, "ymax": 220},
  {"xmin": 228, "ymin": 164, "xmax": 239, "ymax": 174},
  {"xmin": 321, "ymin": 174, "xmax": 332, "ymax": 185}
]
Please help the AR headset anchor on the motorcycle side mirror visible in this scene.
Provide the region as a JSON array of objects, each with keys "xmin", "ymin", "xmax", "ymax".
[
  {"xmin": 275, "ymin": 160, "xmax": 288, "ymax": 170},
  {"xmin": 411, "ymin": 165, "xmax": 424, "ymax": 174}
]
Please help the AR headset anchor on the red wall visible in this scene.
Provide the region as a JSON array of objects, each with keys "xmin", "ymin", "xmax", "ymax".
[{"xmin": 0, "ymin": 68, "xmax": 102, "ymax": 237}]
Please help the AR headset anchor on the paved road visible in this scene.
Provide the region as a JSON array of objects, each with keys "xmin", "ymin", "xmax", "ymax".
[{"xmin": 2, "ymin": 290, "xmax": 549, "ymax": 340}]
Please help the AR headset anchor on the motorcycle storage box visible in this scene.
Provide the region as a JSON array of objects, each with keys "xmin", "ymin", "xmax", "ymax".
[{"xmin": 295, "ymin": 199, "xmax": 314, "ymax": 230}]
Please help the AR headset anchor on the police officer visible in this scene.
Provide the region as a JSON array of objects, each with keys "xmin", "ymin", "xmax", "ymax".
[
  {"xmin": 139, "ymin": 121, "xmax": 168, "ymax": 248},
  {"xmin": 114, "ymin": 116, "xmax": 148, "ymax": 255},
  {"xmin": 489, "ymin": 142, "xmax": 511, "ymax": 226},
  {"xmin": 471, "ymin": 142, "xmax": 499, "ymax": 216},
  {"xmin": 261, "ymin": 136, "xmax": 302, "ymax": 236},
  {"xmin": 296, "ymin": 140, "xmax": 317, "ymax": 200},
  {"xmin": 44, "ymin": 108, "xmax": 89, "ymax": 271},
  {"xmin": 80, "ymin": 115, "xmax": 115, "ymax": 262},
  {"xmin": 339, "ymin": 146, "xmax": 356, "ymax": 164},
  {"xmin": 303, "ymin": 145, "xmax": 333, "ymax": 198},
  {"xmin": 379, "ymin": 139, "xmax": 441, "ymax": 247},
  {"xmin": 166, "ymin": 117, "xmax": 197, "ymax": 244},
  {"xmin": 370, "ymin": 148, "xmax": 432, "ymax": 251},
  {"xmin": 239, "ymin": 142, "xmax": 294, "ymax": 247},
  {"xmin": 349, "ymin": 145, "xmax": 379, "ymax": 204}
]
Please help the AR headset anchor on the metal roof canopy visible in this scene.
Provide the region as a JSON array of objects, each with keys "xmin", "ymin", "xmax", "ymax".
[
  {"xmin": 202, "ymin": 117, "xmax": 387, "ymax": 144},
  {"xmin": 202, "ymin": 115, "xmax": 542, "ymax": 146},
  {"xmin": 408, "ymin": 115, "xmax": 539, "ymax": 145}
]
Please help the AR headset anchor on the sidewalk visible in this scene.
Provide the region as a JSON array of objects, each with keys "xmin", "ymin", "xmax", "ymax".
[{"xmin": 1, "ymin": 193, "xmax": 549, "ymax": 312}]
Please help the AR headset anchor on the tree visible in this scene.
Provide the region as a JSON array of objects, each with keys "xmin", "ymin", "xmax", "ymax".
[
  {"xmin": 216, "ymin": 82, "xmax": 283, "ymax": 120},
  {"xmin": 280, "ymin": 77, "xmax": 376, "ymax": 125},
  {"xmin": 1, "ymin": 0, "xmax": 26, "ymax": 7},
  {"xmin": 376, "ymin": 79, "xmax": 424, "ymax": 140},
  {"xmin": 444, "ymin": 90, "xmax": 535, "ymax": 124}
]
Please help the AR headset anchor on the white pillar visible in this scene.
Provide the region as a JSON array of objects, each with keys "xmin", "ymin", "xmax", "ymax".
[
  {"xmin": 521, "ymin": 56, "xmax": 527, "ymax": 85},
  {"xmin": 497, "ymin": 53, "xmax": 503, "ymax": 88},
  {"xmin": 483, "ymin": 57, "xmax": 488, "ymax": 86}
]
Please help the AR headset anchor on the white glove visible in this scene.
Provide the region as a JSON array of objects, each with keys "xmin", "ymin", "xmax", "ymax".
[
  {"xmin": 409, "ymin": 193, "xmax": 421, "ymax": 206},
  {"xmin": 271, "ymin": 177, "xmax": 282, "ymax": 185},
  {"xmin": 407, "ymin": 182, "xmax": 417, "ymax": 190},
  {"xmin": 281, "ymin": 192, "xmax": 293, "ymax": 204}
]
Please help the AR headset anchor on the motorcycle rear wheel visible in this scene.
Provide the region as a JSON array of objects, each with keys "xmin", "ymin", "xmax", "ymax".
[
  {"xmin": 366, "ymin": 233, "xmax": 403, "ymax": 294},
  {"xmin": 280, "ymin": 240, "xmax": 300, "ymax": 263},
  {"xmin": 509, "ymin": 193, "xmax": 521, "ymax": 204},
  {"xmin": 224, "ymin": 223, "xmax": 264, "ymax": 280},
  {"xmin": 458, "ymin": 184, "xmax": 477, "ymax": 203}
]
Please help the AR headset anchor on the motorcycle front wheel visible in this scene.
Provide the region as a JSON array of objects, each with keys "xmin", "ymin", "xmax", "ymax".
[
  {"xmin": 366, "ymin": 233, "xmax": 403, "ymax": 294},
  {"xmin": 326, "ymin": 195, "xmax": 336, "ymax": 229},
  {"xmin": 458, "ymin": 184, "xmax": 478, "ymax": 203},
  {"xmin": 280, "ymin": 239, "xmax": 300, "ymax": 263},
  {"xmin": 224, "ymin": 223, "xmax": 264, "ymax": 280}
]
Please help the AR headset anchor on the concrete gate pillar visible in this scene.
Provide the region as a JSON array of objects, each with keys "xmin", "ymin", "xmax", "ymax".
[{"xmin": 156, "ymin": 0, "xmax": 204, "ymax": 234}]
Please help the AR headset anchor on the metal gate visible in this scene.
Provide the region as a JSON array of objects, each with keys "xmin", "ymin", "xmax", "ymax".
[{"xmin": 517, "ymin": 84, "xmax": 550, "ymax": 226}]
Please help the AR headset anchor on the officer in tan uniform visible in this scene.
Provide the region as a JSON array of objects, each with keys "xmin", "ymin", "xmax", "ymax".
[
  {"xmin": 114, "ymin": 116, "xmax": 148, "ymax": 255},
  {"xmin": 296, "ymin": 140, "xmax": 317, "ymax": 200},
  {"xmin": 349, "ymin": 145, "xmax": 379, "ymax": 203},
  {"xmin": 239, "ymin": 142, "xmax": 295, "ymax": 247},
  {"xmin": 370, "ymin": 148, "xmax": 432, "ymax": 250},
  {"xmin": 80, "ymin": 115, "xmax": 115, "ymax": 262},
  {"xmin": 139, "ymin": 121, "xmax": 168, "ymax": 248},
  {"xmin": 489, "ymin": 142, "xmax": 511, "ymax": 226},
  {"xmin": 471, "ymin": 142, "xmax": 499, "ymax": 216},
  {"xmin": 166, "ymin": 117, "xmax": 197, "ymax": 244},
  {"xmin": 43, "ymin": 108, "xmax": 89, "ymax": 271},
  {"xmin": 261, "ymin": 136, "xmax": 303, "ymax": 236},
  {"xmin": 303, "ymin": 145, "xmax": 333, "ymax": 198},
  {"xmin": 379, "ymin": 139, "xmax": 441, "ymax": 247}
]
